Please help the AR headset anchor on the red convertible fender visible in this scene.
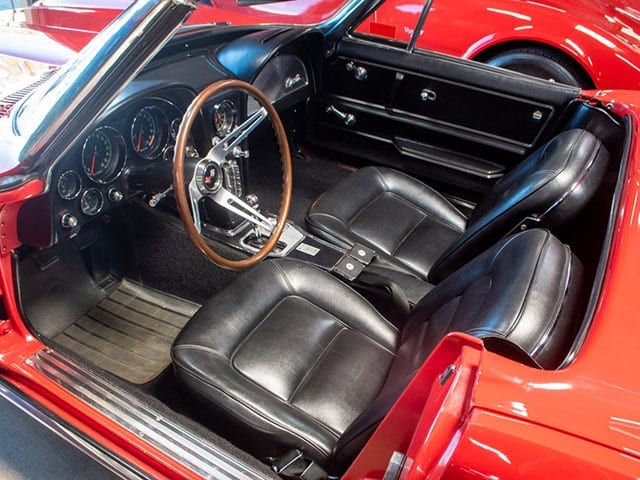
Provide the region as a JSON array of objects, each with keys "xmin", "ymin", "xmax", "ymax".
[{"xmin": 0, "ymin": 28, "xmax": 73, "ymax": 66}]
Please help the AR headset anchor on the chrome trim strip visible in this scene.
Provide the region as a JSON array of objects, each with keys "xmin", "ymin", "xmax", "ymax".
[
  {"xmin": 29, "ymin": 349, "xmax": 274, "ymax": 480},
  {"xmin": 0, "ymin": 377, "xmax": 150, "ymax": 479}
]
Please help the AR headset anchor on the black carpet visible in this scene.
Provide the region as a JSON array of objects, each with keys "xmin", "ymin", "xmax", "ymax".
[
  {"xmin": 54, "ymin": 280, "xmax": 200, "ymax": 384},
  {"xmin": 248, "ymin": 149, "xmax": 353, "ymax": 226}
]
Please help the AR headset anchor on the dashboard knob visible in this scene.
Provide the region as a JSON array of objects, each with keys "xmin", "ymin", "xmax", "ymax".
[
  {"xmin": 60, "ymin": 213, "xmax": 78, "ymax": 229},
  {"xmin": 109, "ymin": 189, "xmax": 124, "ymax": 203}
]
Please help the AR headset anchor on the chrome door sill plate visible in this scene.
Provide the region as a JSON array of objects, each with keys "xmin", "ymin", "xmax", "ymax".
[{"xmin": 28, "ymin": 348, "xmax": 274, "ymax": 480}]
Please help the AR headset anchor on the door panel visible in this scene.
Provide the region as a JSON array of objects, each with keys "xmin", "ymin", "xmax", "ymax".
[{"xmin": 307, "ymin": 38, "xmax": 579, "ymax": 197}]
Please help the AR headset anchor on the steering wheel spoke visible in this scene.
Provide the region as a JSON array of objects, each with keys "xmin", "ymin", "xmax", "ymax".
[
  {"xmin": 210, "ymin": 107, "xmax": 268, "ymax": 158},
  {"xmin": 187, "ymin": 172, "xmax": 204, "ymax": 234},
  {"xmin": 211, "ymin": 187, "xmax": 274, "ymax": 232},
  {"xmin": 173, "ymin": 79, "xmax": 292, "ymax": 269}
]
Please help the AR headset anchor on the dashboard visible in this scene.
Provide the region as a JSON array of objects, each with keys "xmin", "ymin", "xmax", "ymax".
[
  {"xmin": 50, "ymin": 86, "xmax": 245, "ymax": 239},
  {"xmin": 17, "ymin": 27, "xmax": 317, "ymax": 249}
]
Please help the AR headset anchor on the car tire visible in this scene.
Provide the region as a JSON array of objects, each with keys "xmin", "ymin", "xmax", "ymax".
[{"xmin": 483, "ymin": 47, "xmax": 592, "ymax": 88}]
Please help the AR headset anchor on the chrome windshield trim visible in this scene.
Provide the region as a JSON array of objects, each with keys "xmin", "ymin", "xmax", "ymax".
[
  {"xmin": 29, "ymin": 348, "xmax": 273, "ymax": 480},
  {"xmin": 0, "ymin": 377, "xmax": 151, "ymax": 479},
  {"xmin": 1, "ymin": 0, "xmax": 195, "ymax": 182}
]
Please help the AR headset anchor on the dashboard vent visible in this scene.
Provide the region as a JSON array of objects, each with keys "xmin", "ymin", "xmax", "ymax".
[{"xmin": 0, "ymin": 68, "xmax": 58, "ymax": 119}]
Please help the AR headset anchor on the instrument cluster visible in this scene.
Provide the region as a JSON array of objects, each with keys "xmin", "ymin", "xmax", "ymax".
[
  {"xmin": 52, "ymin": 87, "xmax": 243, "ymax": 237},
  {"xmin": 53, "ymin": 94, "xmax": 187, "ymax": 228}
]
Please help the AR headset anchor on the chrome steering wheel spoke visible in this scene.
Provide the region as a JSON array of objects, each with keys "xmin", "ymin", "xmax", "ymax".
[
  {"xmin": 208, "ymin": 107, "xmax": 268, "ymax": 160},
  {"xmin": 211, "ymin": 187, "xmax": 274, "ymax": 232}
]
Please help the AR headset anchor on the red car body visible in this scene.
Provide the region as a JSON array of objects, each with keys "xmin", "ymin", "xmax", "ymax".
[
  {"xmin": 1, "ymin": 0, "xmax": 640, "ymax": 478},
  {"xmin": 19, "ymin": 0, "xmax": 640, "ymax": 88}
]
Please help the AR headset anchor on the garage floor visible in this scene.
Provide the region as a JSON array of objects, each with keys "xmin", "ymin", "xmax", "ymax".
[{"xmin": 0, "ymin": 395, "xmax": 121, "ymax": 479}]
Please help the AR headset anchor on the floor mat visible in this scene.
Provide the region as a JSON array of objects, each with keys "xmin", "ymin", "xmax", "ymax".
[{"xmin": 54, "ymin": 280, "xmax": 200, "ymax": 384}]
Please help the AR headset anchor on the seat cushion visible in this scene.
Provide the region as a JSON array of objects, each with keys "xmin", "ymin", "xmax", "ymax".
[
  {"xmin": 172, "ymin": 259, "xmax": 398, "ymax": 464},
  {"xmin": 306, "ymin": 166, "xmax": 467, "ymax": 280}
]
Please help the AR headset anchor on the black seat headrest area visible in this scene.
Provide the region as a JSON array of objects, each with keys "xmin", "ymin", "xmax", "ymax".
[{"xmin": 429, "ymin": 128, "xmax": 608, "ymax": 282}]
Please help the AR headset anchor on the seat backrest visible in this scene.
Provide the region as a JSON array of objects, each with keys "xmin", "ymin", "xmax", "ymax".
[
  {"xmin": 333, "ymin": 229, "xmax": 583, "ymax": 470},
  {"xmin": 429, "ymin": 128, "xmax": 608, "ymax": 282}
]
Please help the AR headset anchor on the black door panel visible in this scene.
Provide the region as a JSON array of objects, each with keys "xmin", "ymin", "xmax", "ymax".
[
  {"xmin": 394, "ymin": 73, "xmax": 555, "ymax": 147},
  {"xmin": 310, "ymin": 38, "xmax": 579, "ymax": 196}
]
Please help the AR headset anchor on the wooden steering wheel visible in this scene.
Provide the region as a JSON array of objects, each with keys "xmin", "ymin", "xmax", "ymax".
[{"xmin": 173, "ymin": 79, "xmax": 292, "ymax": 269}]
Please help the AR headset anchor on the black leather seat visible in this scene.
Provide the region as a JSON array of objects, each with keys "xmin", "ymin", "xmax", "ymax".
[
  {"xmin": 306, "ymin": 128, "xmax": 608, "ymax": 283},
  {"xmin": 172, "ymin": 229, "xmax": 583, "ymax": 472}
]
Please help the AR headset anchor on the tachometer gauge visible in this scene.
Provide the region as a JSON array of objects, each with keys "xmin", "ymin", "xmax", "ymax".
[
  {"xmin": 81, "ymin": 127, "xmax": 126, "ymax": 183},
  {"xmin": 80, "ymin": 188, "xmax": 104, "ymax": 216},
  {"xmin": 213, "ymin": 100, "xmax": 237, "ymax": 137},
  {"xmin": 131, "ymin": 106, "xmax": 168, "ymax": 159},
  {"xmin": 57, "ymin": 171, "xmax": 82, "ymax": 200}
]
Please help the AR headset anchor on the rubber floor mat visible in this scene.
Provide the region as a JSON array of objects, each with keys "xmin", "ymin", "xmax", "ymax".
[{"xmin": 54, "ymin": 280, "xmax": 200, "ymax": 384}]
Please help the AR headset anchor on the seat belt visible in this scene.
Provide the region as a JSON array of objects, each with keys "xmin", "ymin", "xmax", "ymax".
[{"xmin": 272, "ymin": 450, "xmax": 327, "ymax": 480}]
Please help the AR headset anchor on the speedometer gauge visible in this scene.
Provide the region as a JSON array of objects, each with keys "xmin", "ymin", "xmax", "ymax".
[
  {"xmin": 131, "ymin": 106, "xmax": 168, "ymax": 159},
  {"xmin": 81, "ymin": 127, "xmax": 126, "ymax": 184},
  {"xmin": 213, "ymin": 100, "xmax": 237, "ymax": 137}
]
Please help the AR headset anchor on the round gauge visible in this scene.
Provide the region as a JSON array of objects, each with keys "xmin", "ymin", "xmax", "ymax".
[
  {"xmin": 213, "ymin": 100, "xmax": 237, "ymax": 137},
  {"xmin": 80, "ymin": 188, "xmax": 104, "ymax": 217},
  {"xmin": 81, "ymin": 127, "xmax": 126, "ymax": 184},
  {"xmin": 131, "ymin": 106, "xmax": 168, "ymax": 159},
  {"xmin": 57, "ymin": 171, "xmax": 82, "ymax": 200},
  {"xmin": 170, "ymin": 117, "xmax": 181, "ymax": 140}
]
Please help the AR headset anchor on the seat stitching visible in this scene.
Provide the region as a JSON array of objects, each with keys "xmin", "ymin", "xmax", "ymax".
[
  {"xmin": 229, "ymin": 294, "xmax": 292, "ymax": 362},
  {"xmin": 346, "ymin": 191, "xmax": 387, "ymax": 228},
  {"xmin": 293, "ymin": 295, "xmax": 398, "ymax": 353},
  {"xmin": 468, "ymin": 131, "xmax": 591, "ymax": 237},
  {"xmin": 389, "ymin": 214, "xmax": 430, "ymax": 256},
  {"xmin": 287, "ymin": 328, "xmax": 344, "ymax": 402},
  {"xmin": 372, "ymin": 166, "xmax": 391, "ymax": 191},
  {"xmin": 500, "ymin": 233, "xmax": 548, "ymax": 339},
  {"xmin": 307, "ymin": 211, "xmax": 349, "ymax": 227},
  {"xmin": 386, "ymin": 192, "xmax": 465, "ymax": 231},
  {"xmin": 173, "ymin": 359, "xmax": 338, "ymax": 455},
  {"xmin": 271, "ymin": 260, "xmax": 296, "ymax": 293},
  {"xmin": 529, "ymin": 244, "xmax": 572, "ymax": 357}
]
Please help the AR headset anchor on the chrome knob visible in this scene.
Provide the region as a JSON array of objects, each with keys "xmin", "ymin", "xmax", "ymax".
[
  {"xmin": 60, "ymin": 213, "xmax": 78, "ymax": 229},
  {"xmin": 245, "ymin": 193, "xmax": 260, "ymax": 210},
  {"xmin": 109, "ymin": 189, "xmax": 124, "ymax": 203}
]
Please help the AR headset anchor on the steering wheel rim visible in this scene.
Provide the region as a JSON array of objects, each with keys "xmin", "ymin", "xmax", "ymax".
[{"xmin": 173, "ymin": 79, "xmax": 292, "ymax": 269}]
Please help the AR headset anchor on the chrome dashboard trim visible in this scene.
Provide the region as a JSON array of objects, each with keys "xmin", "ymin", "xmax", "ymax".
[{"xmin": 29, "ymin": 348, "xmax": 274, "ymax": 480}]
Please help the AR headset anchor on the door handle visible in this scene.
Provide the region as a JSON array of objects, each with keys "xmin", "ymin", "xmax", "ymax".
[
  {"xmin": 420, "ymin": 88, "xmax": 437, "ymax": 101},
  {"xmin": 345, "ymin": 61, "xmax": 368, "ymax": 81},
  {"xmin": 326, "ymin": 105, "xmax": 356, "ymax": 126}
]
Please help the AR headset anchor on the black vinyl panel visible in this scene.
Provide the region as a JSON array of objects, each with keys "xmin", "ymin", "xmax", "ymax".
[
  {"xmin": 306, "ymin": 96, "xmax": 504, "ymax": 195},
  {"xmin": 335, "ymin": 38, "xmax": 579, "ymax": 106},
  {"xmin": 310, "ymin": 38, "xmax": 580, "ymax": 197},
  {"xmin": 323, "ymin": 58, "xmax": 396, "ymax": 105},
  {"xmin": 323, "ymin": 54, "xmax": 556, "ymax": 148},
  {"xmin": 394, "ymin": 73, "xmax": 554, "ymax": 146}
]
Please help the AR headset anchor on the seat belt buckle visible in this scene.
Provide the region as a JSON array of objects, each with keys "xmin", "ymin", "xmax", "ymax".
[
  {"xmin": 272, "ymin": 449, "xmax": 327, "ymax": 480},
  {"xmin": 347, "ymin": 242, "xmax": 375, "ymax": 265},
  {"xmin": 333, "ymin": 255, "xmax": 365, "ymax": 281}
]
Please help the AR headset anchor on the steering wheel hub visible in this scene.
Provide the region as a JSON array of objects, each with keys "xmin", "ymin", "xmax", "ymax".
[{"xmin": 196, "ymin": 161, "xmax": 223, "ymax": 194}]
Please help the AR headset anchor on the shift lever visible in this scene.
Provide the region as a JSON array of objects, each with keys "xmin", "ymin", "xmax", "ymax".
[{"xmin": 245, "ymin": 193, "xmax": 263, "ymax": 240}]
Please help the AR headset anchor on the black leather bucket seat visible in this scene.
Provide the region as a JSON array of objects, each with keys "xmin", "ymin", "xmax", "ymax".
[
  {"xmin": 306, "ymin": 128, "xmax": 607, "ymax": 283},
  {"xmin": 172, "ymin": 229, "xmax": 583, "ymax": 472}
]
